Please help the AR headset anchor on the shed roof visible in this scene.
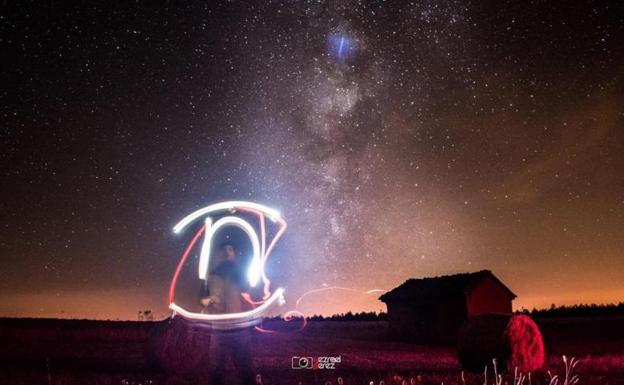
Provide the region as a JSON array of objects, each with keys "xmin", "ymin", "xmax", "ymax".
[{"xmin": 378, "ymin": 270, "xmax": 516, "ymax": 302}]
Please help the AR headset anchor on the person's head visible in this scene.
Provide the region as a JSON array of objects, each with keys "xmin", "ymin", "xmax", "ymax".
[{"xmin": 219, "ymin": 241, "xmax": 237, "ymax": 261}]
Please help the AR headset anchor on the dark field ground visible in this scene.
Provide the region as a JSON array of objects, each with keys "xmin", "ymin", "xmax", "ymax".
[{"xmin": 1, "ymin": 316, "xmax": 623, "ymax": 385}]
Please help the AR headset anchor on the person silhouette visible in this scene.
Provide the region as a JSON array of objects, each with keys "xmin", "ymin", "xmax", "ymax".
[{"xmin": 200, "ymin": 241, "xmax": 256, "ymax": 385}]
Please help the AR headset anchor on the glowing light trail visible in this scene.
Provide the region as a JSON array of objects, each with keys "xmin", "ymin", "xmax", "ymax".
[
  {"xmin": 170, "ymin": 289, "xmax": 285, "ymax": 329},
  {"xmin": 173, "ymin": 201, "xmax": 281, "ymax": 234},
  {"xmin": 338, "ymin": 36, "xmax": 345, "ymax": 58},
  {"xmin": 254, "ymin": 285, "xmax": 387, "ymax": 333},
  {"xmin": 168, "ymin": 201, "xmax": 287, "ymax": 329},
  {"xmin": 295, "ymin": 285, "xmax": 358, "ymax": 308}
]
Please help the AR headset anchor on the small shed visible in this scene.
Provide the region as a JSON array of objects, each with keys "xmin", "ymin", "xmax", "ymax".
[{"xmin": 379, "ymin": 270, "xmax": 516, "ymax": 344}]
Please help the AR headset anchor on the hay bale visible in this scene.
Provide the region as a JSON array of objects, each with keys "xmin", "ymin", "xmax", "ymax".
[
  {"xmin": 147, "ymin": 318, "xmax": 211, "ymax": 374},
  {"xmin": 457, "ymin": 313, "xmax": 544, "ymax": 373}
]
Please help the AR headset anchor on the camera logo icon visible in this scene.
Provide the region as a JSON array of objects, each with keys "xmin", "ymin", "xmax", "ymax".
[{"xmin": 292, "ymin": 356, "xmax": 314, "ymax": 369}]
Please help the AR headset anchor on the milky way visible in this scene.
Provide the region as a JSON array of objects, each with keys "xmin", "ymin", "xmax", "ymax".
[{"xmin": 1, "ymin": 1, "xmax": 623, "ymax": 319}]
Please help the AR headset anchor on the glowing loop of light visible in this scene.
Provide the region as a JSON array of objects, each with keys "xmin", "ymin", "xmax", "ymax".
[
  {"xmin": 170, "ymin": 289, "xmax": 285, "ymax": 330},
  {"xmin": 168, "ymin": 201, "xmax": 287, "ymax": 327}
]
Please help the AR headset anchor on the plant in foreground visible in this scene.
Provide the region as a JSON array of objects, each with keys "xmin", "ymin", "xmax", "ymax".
[{"xmin": 548, "ymin": 355, "xmax": 580, "ymax": 385}]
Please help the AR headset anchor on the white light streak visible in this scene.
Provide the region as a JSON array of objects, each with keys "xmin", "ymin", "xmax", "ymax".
[
  {"xmin": 173, "ymin": 201, "xmax": 281, "ymax": 234},
  {"xmin": 170, "ymin": 288, "xmax": 285, "ymax": 329}
]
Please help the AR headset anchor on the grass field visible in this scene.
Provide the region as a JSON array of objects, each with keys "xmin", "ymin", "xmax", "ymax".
[{"xmin": 1, "ymin": 317, "xmax": 623, "ymax": 385}]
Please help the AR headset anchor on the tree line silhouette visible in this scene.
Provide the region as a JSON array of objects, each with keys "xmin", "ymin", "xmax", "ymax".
[
  {"xmin": 265, "ymin": 311, "xmax": 387, "ymax": 322},
  {"xmin": 264, "ymin": 303, "xmax": 624, "ymax": 322},
  {"xmin": 133, "ymin": 302, "xmax": 624, "ymax": 322},
  {"xmin": 518, "ymin": 302, "xmax": 624, "ymax": 318}
]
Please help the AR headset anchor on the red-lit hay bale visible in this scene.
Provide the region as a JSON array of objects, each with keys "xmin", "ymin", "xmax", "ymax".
[
  {"xmin": 457, "ymin": 313, "xmax": 545, "ymax": 373},
  {"xmin": 148, "ymin": 318, "xmax": 210, "ymax": 374}
]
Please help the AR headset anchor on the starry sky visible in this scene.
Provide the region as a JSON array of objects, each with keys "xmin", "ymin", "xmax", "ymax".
[{"xmin": 1, "ymin": 1, "xmax": 623, "ymax": 320}]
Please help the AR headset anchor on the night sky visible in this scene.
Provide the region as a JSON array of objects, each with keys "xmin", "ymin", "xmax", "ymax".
[{"xmin": 1, "ymin": 1, "xmax": 623, "ymax": 320}]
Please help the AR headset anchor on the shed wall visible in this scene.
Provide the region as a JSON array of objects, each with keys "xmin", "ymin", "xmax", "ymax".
[{"xmin": 466, "ymin": 276, "xmax": 513, "ymax": 317}]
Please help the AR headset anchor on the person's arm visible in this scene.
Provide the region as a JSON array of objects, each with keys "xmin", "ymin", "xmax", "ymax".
[{"xmin": 201, "ymin": 274, "xmax": 225, "ymax": 313}]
